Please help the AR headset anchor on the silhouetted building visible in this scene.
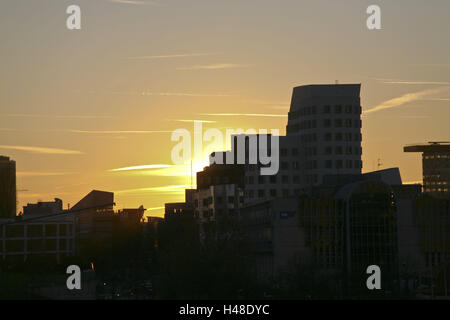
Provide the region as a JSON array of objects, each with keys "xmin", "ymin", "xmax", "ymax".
[
  {"xmin": 286, "ymin": 84, "xmax": 363, "ymax": 185},
  {"xmin": 0, "ymin": 156, "xmax": 16, "ymax": 218},
  {"xmin": 23, "ymin": 198, "xmax": 63, "ymax": 217},
  {"xmin": 404, "ymin": 142, "xmax": 450, "ymax": 199},
  {"xmin": 71, "ymin": 190, "xmax": 115, "ymax": 260},
  {"xmin": 208, "ymin": 84, "xmax": 363, "ymax": 206},
  {"xmin": 1, "ymin": 199, "xmax": 75, "ymax": 264}
]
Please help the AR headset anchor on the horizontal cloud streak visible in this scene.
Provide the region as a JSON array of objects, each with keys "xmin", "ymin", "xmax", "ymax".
[
  {"xmin": 116, "ymin": 185, "xmax": 191, "ymax": 195},
  {"xmin": 108, "ymin": 0, "xmax": 157, "ymax": 5},
  {"xmin": 177, "ymin": 63, "xmax": 249, "ymax": 70},
  {"xmin": 364, "ymin": 87, "xmax": 448, "ymax": 115},
  {"xmin": 69, "ymin": 129, "xmax": 172, "ymax": 134},
  {"xmin": 128, "ymin": 53, "xmax": 216, "ymax": 59},
  {"xmin": 109, "ymin": 164, "xmax": 172, "ymax": 172},
  {"xmin": 112, "ymin": 91, "xmax": 236, "ymax": 97},
  {"xmin": 2, "ymin": 113, "xmax": 113, "ymax": 119},
  {"xmin": 199, "ymin": 113, "xmax": 287, "ymax": 118},
  {"xmin": 0, "ymin": 145, "xmax": 84, "ymax": 155},
  {"xmin": 17, "ymin": 171, "xmax": 78, "ymax": 177}
]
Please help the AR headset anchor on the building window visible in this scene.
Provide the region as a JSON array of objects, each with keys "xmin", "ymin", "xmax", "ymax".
[
  {"xmin": 293, "ymin": 175, "xmax": 300, "ymax": 183},
  {"xmin": 292, "ymin": 161, "xmax": 299, "ymax": 170},
  {"xmin": 324, "ymin": 119, "xmax": 331, "ymax": 127},
  {"xmin": 282, "ymin": 175, "xmax": 289, "ymax": 183},
  {"xmin": 336, "ymin": 160, "xmax": 343, "ymax": 169},
  {"xmin": 334, "ymin": 105, "xmax": 342, "ymax": 113},
  {"xmin": 280, "ymin": 148, "xmax": 288, "ymax": 157},
  {"xmin": 324, "ymin": 105, "xmax": 331, "ymax": 113},
  {"xmin": 325, "ymin": 133, "xmax": 332, "ymax": 141},
  {"xmin": 270, "ymin": 175, "xmax": 277, "ymax": 183},
  {"xmin": 258, "ymin": 190, "xmax": 265, "ymax": 198},
  {"xmin": 346, "ymin": 146, "xmax": 352, "ymax": 155},
  {"xmin": 282, "ymin": 189, "xmax": 289, "ymax": 197},
  {"xmin": 292, "ymin": 148, "xmax": 299, "ymax": 156},
  {"xmin": 346, "ymin": 160, "xmax": 353, "ymax": 168},
  {"xmin": 345, "ymin": 119, "xmax": 352, "ymax": 128},
  {"xmin": 258, "ymin": 176, "xmax": 265, "ymax": 184},
  {"xmin": 345, "ymin": 105, "xmax": 352, "ymax": 113},
  {"xmin": 335, "ymin": 132, "xmax": 343, "ymax": 141},
  {"xmin": 248, "ymin": 176, "xmax": 254, "ymax": 184},
  {"xmin": 270, "ymin": 189, "xmax": 277, "ymax": 197},
  {"xmin": 325, "ymin": 160, "xmax": 332, "ymax": 169},
  {"xmin": 281, "ymin": 162, "xmax": 289, "ymax": 170},
  {"xmin": 334, "ymin": 119, "xmax": 342, "ymax": 128},
  {"xmin": 335, "ymin": 146, "xmax": 342, "ymax": 155}
]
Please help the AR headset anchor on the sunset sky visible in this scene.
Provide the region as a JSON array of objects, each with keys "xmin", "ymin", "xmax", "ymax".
[{"xmin": 1, "ymin": 0, "xmax": 450, "ymax": 217}]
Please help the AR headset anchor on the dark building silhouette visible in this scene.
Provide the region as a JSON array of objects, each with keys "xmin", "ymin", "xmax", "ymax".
[
  {"xmin": 0, "ymin": 156, "xmax": 16, "ymax": 218},
  {"xmin": 23, "ymin": 198, "xmax": 63, "ymax": 217}
]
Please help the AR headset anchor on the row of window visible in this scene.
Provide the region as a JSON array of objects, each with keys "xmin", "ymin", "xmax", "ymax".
[
  {"xmin": 289, "ymin": 118, "xmax": 361, "ymax": 131},
  {"xmin": 246, "ymin": 188, "xmax": 300, "ymax": 199},
  {"xmin": 246, "ymin": 175, "xmax": 302, "ymax": 185},
  {"xmin": 325, "ymin": 160, "xmax": 362, "ymax": 169},
  {"xmin": 297, "ymin": 132, "xmax": 362, "ymax": 143},
  {"xmin": 289, "ymin": 105, "xmax": 361, "ymax": 119}
]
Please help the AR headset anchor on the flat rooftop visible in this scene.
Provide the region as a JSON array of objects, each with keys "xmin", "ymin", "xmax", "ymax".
[{"xmin": 404, "ymin": 142, "xmax": 450, "ymax": 153}]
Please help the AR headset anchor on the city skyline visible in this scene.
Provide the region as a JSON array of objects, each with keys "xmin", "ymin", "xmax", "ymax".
[{"xmin": 1, "ymin": 0, "xmax": 450, "ymax": 217}]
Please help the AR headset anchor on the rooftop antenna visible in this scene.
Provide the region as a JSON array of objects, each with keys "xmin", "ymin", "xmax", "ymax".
[{"xmin": 377, "ymin": 158, "xmax": 383, "ymax": 170}]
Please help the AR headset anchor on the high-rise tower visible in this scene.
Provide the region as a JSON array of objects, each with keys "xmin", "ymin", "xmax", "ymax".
[{"xmin": 0, "ymin": 156, "xmax": 16, "ymax": 218}]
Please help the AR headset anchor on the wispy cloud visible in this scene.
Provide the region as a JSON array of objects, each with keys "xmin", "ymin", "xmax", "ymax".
[
  {"xmin": 128, "ymin": 53, "xmax": 216, "ymax": 59},
  {"xmin": 109, "ymin": 164, "xmax": 172, "ymax": 172},
  {"xmin": 166, "ymin": 119, "xmax": 217, "ymax": 123},
  {"xmin": 423, "ymin": 98, "xmax": 450, "ymax": 101},
  {"xmin": 147, "ymin": 206, "xmax": 165, "ymax": 211},
  {"xmin": 108, "ymin": 0, "xmax": 158, "ymax": 5},
  {"xmin": 68, "ymin": 129, "xmax": 172, "ymax": 134},
  {"xmin": 199, "ymin": 113, "xmax": 287, "ymax": 118},
  {"xmin": 112, "ymin": 91, "xmax": 236, "ymax": 97},
  {"xmin": 1, "ymin": 113, "xmax": 113, "ymax": 119},
  {"xmin": 363, "ymin": 87, "xmax": 449, "ymax": 115},
  {"xmin": 116, "ymin": 185, "xmax": 191, "ymax": 195},
  {"xmin": 0, "ymin": 145, "xmax": 84, "ymax": 155},
  {"xmin": 384, "ymin": 81, "xmax": 450, "ymax": 85},
  {"xmin": 177, "ymin": 63, "xmax": 250, "ymax": 71},
  {"xmin": 17, "ymin": 171, "xmax": 78, "ymax": 177}
]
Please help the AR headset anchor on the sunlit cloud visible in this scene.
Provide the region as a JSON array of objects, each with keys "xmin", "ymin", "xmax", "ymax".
[
  {"xmin": 147, "ymin": 206, "xmax": 165, "ymax": 211},
  {"xmin": 17, "ymin": 171, "xmax": 78, "ymax": 177},
  {"xmin": 363, "ymin": 87, "xmax": 449, "ymax": 115},
  {"xmin": 199, "ymin": 113, "xmax": 287, "ymax": 118},
  {"xmin": 68, "ymin": 129, "xmax": 172, "ymax": 134},
  {"xmin": 128, "ymin": 53, "xmax": 216, "ymax": 59},
  {"xmin": 0, "ymin": 145, "xmax": 84, "ymax": 155},
  {"xmin": 116, "ymin": 185, "xmax": 191, "ymax": 195},
  {"xmin": 177, "ymin": 63, "xmax": 250, "ymax": 70},
  {"xmin": 109, "ymin": 164, "xmax": 172, "ymax": 172}
]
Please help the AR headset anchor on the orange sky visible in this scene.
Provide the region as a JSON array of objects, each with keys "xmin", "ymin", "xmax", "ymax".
[{"xmin": 1, "ymin": 0, "xmax": 449, "ymax": 217}]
